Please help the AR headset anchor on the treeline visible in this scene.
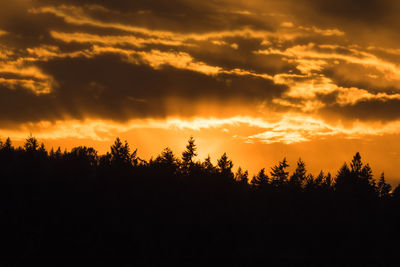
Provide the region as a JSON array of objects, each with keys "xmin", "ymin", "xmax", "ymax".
[
  {"xmin": 1, "ymin": 136, "xmax": 400, "ymax": 266},
  {"xmin": 1, "ymin": 135, "xmax": 398, "ymax": 198}
]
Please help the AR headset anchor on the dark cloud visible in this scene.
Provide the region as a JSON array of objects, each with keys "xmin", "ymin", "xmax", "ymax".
[
  {"xmin": 185, "ymin": 37, "xmax": 298, "ymax": 75},
  {"xmin": 284, "ymin": 0, "xmax": 400, "ymax": 47},
  {"xmin": 322, "ymin": 98, "xmax": 400, "ymax": 122},
  {"xmin": 302, "ymin": 0, "xmax": 393, "ymax": 22},
  {"xmin": 34, "ymin": 0, "xmax": 275, "ymax": 33},
  {"xmin": 0, "ymin": 85, "xmax": 62, "ymax": 125},
  {"xmin": 322, "ymin": 64, "xmax": 400, "ymax": 94},
  {"xmin": 0, "ymin": 53, "xmax": 287, "ymax": 123}
]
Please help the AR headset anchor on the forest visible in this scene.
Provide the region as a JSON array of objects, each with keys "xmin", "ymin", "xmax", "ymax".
[{"xmin": 1, "ymin": 136, "xmax": 400, "ymax": 266}]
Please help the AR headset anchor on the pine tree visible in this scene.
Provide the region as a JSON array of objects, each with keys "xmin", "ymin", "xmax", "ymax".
[
  {"xmin": 334, "ymin": 163, "xmax": 351, "ymax": 192},
  {"xmin": 181, "ymin": 136, "xmax": 197, "ymax": 174},
  {"xmin": 251, "ymin": 168, "xmax": 268, "ymax": 188},
  {"xmin": 155, "ymin": 147, "xmax": 179, "ymax": 174},
  {"xmin": 377, "ymin": 172, "xmax": 391, "ymax": 199},
  {"xmin": 270, "ymin": 158, "xmax": 289, "ymax": 187},
  {"xmin": 315, "ymin": 171, "xmax": 325, "ymax": 187},
  {"xmin": 110, "ymin": 137, "xmax": 132, "ymax": 166},
  {"xmin": 290, "ymin": 158, "xmax": 307, "ymax": 188},
  {"xmin": 350, "ymin": 152, "xmax": 363, "ymax": 175},
  {"xmin": 24, "ymin": 136, "xmax": 39, "ymax": 153},
  {"xmin": 202, "ymin": 155, "xmax": 215, "ymax": 174},
  {"xmin": 38, "ymin": 143, "xmax": 47, "ymax": 155},
  {"xmin": 361, "ymin": 163, "xmax": 375, "ymax": 187},
  {"xmin": 4, "ymin": 138, "xmax": 12, "ymax": 151},
  {"xmin": 235, "ymin": 167, "xmax": 249, "ymax": 184},
  {"xmin": 217, "ymin": 153, "xmax": 233, "ymax": 179},
  {"xmin": 55, "ymin": 147, "xmax": 62, "ymax": 160}
]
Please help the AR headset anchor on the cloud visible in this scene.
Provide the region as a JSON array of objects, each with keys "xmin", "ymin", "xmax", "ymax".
[
  {"xmin": 33, "ymin": 0, "xmax": 275, "ymax": 33},
  {"xmin": 322, "ymin": 98, "xmax": 400, "ymax": 122},
  {"xmin": 1, "ymin": 0, "xmax": 400, "ymax": 144},
  {"xmin": 0, "ymin": 51, "xmax": 287, "ymax": 124}
]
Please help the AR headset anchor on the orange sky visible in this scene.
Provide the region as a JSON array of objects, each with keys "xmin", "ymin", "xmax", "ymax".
[{"xmin": 1, "ymin": 0, "xmax": 400, "ymax": 184}]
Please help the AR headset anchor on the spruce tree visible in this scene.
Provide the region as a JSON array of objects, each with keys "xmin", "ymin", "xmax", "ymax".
[
  {"xmin": 377, "ymin": 172, "xmax": 391, "ymax": 199},
  {"xmin": 217, "ymin": 153, "xmax": 233, "ymax": 179},
  {"xmin": 251, "ymin": 168, "xmax": 269, "ymax": 188},
  {"xmin": 181, "ymin": 136, "xmax": 197, "ymax": 174},
  {"xmin": 270, "ymin": 158, "xmax": 289, "ymax": 187},
  {"xmin": 290, "ymin": 158, "xmax": 307, "ymax": 188}
]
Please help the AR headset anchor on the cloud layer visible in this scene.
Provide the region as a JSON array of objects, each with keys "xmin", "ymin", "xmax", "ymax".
[{"xmin": 1, "ymin": 0, "xmax": 400, "ymax": 143}]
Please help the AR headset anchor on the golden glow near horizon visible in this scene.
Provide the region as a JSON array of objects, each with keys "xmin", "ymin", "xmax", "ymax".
[
  {"xmin": 2, "ymin": 0, "xmax": 400, "ymax": 181},
  {"xmin": 5, "ymin": 115, "xmax": 400, "ymax": 144}
]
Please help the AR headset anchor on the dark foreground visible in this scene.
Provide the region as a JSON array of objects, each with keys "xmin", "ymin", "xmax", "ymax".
[{"xmin": 1, "ymin": 137, "xmax": 400, "ymax": 266}]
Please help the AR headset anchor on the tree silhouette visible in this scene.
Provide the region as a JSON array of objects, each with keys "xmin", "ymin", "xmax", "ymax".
[
  {"xmin": 377, "ymin": 172, "xmax": 391, "ymax": 199},
  {"xmin": 202, "ymin": 155, "xmax": 215, "ymax": 174},
  {"xmin": 110, "ymin": 137, "xmax": 135, "ymax": 167},
  {"xmin": 181, "ymin": 136, "xmax": 197, "ymax": 175},
  {"xmin": 290, "ymin": 158, "xmax": 307, "ymax": 188},
  {"xmin": 235, "ymin": 167, "xmax": 249, "ymax": 184},
  {"xmin": 24, "ymin": 136, "xmax": 39, "ymax": 153},
  {"xmin": 360, "ymin": 163, "xmax": 375, "ymax": 187},
  {"xmin": 154, "ymin": 147, "xmax": 179, "ymax": 176},
  {"xmin": 315, "ymin": 171, "xmax": 324, "ymax": 186},
  {"xmin": 217, "ymin": 152, "xmax": 234, "ymax": 179},
  {"xmin": 3, "ymin": 137, "xmax": 12, "ymax": 151},
  {"xmin": 69, "ymin": 146, "xmax": 98, "ymax": 167},
  {"xmin": 350, "ymin": 152, "xmax": 363, "ymax": 174},
  {"xmin": 334, "ymin": 162, "xmax": 351, "ymax": 193},
  {"xmin": 334, "ymin": 153, "xmax": 379, "ymax": 201},
  {"xmin": 270, "ymin": 158, "xmax": 289, "ymax": 187},
  {"xmin": 251, "ymin": 168, "xmax": 269, "ymax": 188}
]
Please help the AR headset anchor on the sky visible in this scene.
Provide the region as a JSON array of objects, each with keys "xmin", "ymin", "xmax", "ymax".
[{"xmin": 1, "ymin": 0, "xmax": 400, "ymax": 183}]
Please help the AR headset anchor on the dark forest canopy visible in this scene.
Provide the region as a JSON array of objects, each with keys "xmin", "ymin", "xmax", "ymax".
[
  {"xmin": 0, "ymin": 135, "xmax": 398, "ymax": 194},
  {"xmin": 2, "ymin": 136, "xmax": 400, "ymax": 266}
]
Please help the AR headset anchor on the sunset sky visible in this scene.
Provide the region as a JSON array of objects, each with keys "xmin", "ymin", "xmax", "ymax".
[{"xmin": 1, "ymin": 0, "xmax": 400, "ymax": 182}]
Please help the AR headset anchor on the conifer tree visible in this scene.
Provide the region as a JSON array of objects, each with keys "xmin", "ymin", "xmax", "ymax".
[
  {"xmin": 290, "ymin": 158, "xmax": 307, "ymax": 188},
  {"xmin": 334, "ymin": 163, "xmax": 351, "ymax": 192},
  {"xmin": 4, "ymin": 138, "xmax": 12, "ymax": 151},
  {"xmin": 235, "ymin": 167, "xmax": 249, "ymax": 184},
  {"xmin": 270, "ymin": 158, "xmax": 289, "ymax": 187},
  {"xmin": 181, "ymin": 136, "xmax": 197, "ymax": 174},
  {"xmin": 251, "ymin": 168, "xmax": 268, "ymax": 188},
  {"xmin": 110, "ymin": 137, "xmax": 132, "ymax": 166},
  {"xmin": 217, "ymin": 153, "xmax": 233, "ymax": 179},
  {"xmin": 155, "ymin": 147, "xmax": 179, "ymax": 174},
  {"xmin": 361, "ymin": 163, "xmax": 375, "ymax": 187},
  {"xmin": 377, "ymin": 172, "xmax": 391, "ymax": 199},
  {"xmin": 315, "ymin": 171, "xmax": 325, "ymax": 187},
  {"xmin": 202, "ymin": 155, "xmax": 215, "ymax": 174},
  {"xmin": 24, "ymin": 136, "xmax": 39, "ymax": 153},
  {"xmin": 350, "ymin": 152, "xmax": 363, "ymax": 175}
]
